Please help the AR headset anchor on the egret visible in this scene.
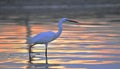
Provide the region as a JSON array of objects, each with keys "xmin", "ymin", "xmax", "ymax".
[{"xmin": 27, "ymin": 18, "xmax": 79, "ymax": 61}]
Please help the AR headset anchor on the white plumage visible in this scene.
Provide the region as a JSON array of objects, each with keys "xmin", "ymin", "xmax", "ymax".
[{"xmin": 27, "ymin": 31, "xmax": 56, "ymax": 44}]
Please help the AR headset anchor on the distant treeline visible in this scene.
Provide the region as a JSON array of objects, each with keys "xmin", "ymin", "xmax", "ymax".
[
  {"xmin": 0, "ymin": 0, "xmax": 120, "ymax": 15},
  {"xmin": 0, "ymin": 0, "xmax": 120, "ymax": 5}
]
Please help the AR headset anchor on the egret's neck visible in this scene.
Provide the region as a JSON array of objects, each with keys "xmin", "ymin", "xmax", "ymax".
[{"xmin": 56, "ymin": 20, "xmax": 63, "ymax": 38}]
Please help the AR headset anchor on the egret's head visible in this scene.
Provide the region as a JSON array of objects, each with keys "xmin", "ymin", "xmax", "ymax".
[{"xmin": 60, "ymin": 18, "xmax": 68, "ymax": 22}]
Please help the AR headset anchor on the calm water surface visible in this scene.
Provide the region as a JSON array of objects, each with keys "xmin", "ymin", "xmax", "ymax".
[{"xmin": 0, "ymin": 16, "xmax": 120, "ymax": 69}]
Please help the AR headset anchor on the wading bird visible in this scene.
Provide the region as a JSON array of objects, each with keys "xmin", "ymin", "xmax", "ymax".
[{"xmin": 27, "ymin": 18, "xmax": 79, "ymax": 61}]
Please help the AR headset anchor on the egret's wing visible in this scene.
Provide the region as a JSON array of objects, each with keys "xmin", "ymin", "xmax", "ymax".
[{"xmin": 27, "ymin": 31, "xmax": 56, "ymax": 44}]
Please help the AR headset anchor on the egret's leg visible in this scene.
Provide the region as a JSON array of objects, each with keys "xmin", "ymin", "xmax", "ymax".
[
  {"xmin": 46, "ymin": 55, "xmax": 48, "ymax": 64},
  {"xmin": 45, "ymin": 44, "xmax": 48, "ymax": 56},
  {"xmin": 45, "ymin": 43, "xmax": 48, "ymax": 64},
  {"xmin": 28, "ymin": 44, "xmax": 33, "ymax": 62}
]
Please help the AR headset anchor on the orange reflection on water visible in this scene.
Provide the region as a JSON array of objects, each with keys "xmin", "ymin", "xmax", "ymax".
[
  {"xmin": 38, "ymin": 59, "xmax": 120, "ymax": 65},
  {"xmin": 0, "ymin": 48, "xmax": 27, "ymax": 53},
  {"xmin": 31, "ymin": 24, "xmax": 51, "ymax": 34},
  {"xmin": 0, "ymin": 25, "xmax": 26, "ymax": 35},
  {"xmin": 85, "ymin": 45, "xmax": 120, "ymax": 48},
  {"xmin": 83, "ymin": 60, "xmax": 120, "ymax": 64},
  {"xmin": 47, "ymin": 54, "xmax": 120, "ymax": 59}
]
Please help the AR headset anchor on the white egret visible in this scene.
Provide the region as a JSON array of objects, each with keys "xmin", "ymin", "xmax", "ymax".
[{"xmin": 27, "ymin": 18, "xmax": 79, "ymax": 61}]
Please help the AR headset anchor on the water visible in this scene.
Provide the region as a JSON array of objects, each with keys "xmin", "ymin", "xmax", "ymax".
[{"xmin": 0, "ymin": 15, "xmax": 120, "ymax": 69}]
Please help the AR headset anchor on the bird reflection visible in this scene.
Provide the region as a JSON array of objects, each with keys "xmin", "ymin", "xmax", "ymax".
[
  {"xmin": 26, "ymin": 54, "xmax": 60, "ymax": 69},
  {"xmin": 28, "ymin": 52, "xmax": 48, "ymax": 64}
]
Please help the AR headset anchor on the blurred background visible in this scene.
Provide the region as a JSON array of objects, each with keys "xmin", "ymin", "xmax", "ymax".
[
  {"xmin": 0, "ymin": 0, "xmax": 120, "ymax": 17},
  {"xmin": 0, "ymin": 0, "xmax": 120, "ymax": 69}
]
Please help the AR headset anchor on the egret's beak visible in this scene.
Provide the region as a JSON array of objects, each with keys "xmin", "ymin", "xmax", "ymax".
[
  {"xmin": 67, "ymin": 19, "xmax": 79, "ymax": 23},
  {"xmin": 67, "ymin": 20, "xmax": 80, "ymax": 25}
]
